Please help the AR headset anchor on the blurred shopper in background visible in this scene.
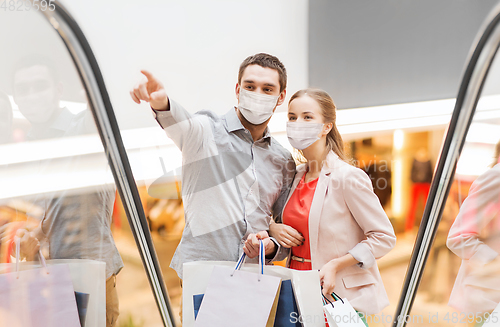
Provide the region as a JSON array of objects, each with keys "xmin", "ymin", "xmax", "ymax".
[
  {"xmin": 269, "ymin": 88, "xmax": 396, "ymax": 323},
  {"xmin": 447, "ymin": 141, "xmax": 500, "ymax": 326},
  {"xmin": 11, "ymin": 56, "xmax": 123, "ymax": 327},
  {"xmin": 406, "ymin": 147, "xmax": 433, "ymax": 233},
  {"xmin": 130, "ymin": 53, "xmax": 296, "ymax": 279}
]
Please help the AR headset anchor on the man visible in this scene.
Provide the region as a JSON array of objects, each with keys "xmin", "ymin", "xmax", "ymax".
[
  {"xmin": 0, "ymin": 91, "xmax": 12, "ymax": 144},
  {"xmin": 12, "ymin": 57, "xmax": 123, "ymax": 327},
  {"xmin": 130, "ymin": 53, "xmax": 296, "ymax": 278}
]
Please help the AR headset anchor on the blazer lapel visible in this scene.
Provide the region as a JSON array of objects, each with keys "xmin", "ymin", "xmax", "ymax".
[
  {"xmin": 280, "ymin": 164, "xmax": 307, "ymax": 219},
  {"xmin": 308, "ymin": 168, "xmax": 330, "ymax": 269}
]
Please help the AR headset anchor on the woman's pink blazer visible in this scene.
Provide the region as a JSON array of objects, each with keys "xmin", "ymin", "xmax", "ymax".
[{"xmin": 282, "ymin": 151, "xmax": 396, "ymax": 315}]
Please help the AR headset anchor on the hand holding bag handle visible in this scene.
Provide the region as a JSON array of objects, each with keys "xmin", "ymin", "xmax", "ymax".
[
  {"xmin": 232, "ymin": 240, "xmax": 265, "ymax": 280},
  {"xmin": 14, "ymin": 236, "xmax": 48, "ymax": 279},
  {"xmin": 194, "ymin": 240, "xmax": 282, "ymax": 327}
]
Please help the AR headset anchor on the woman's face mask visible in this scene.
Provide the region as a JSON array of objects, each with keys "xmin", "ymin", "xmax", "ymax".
[
  {"xmin": 286, "ymin": 122, "xmax": 324, "ymax": 150},
  {"xmin": 287, "ymin": 95, "xmax": 328, "ymax": 150},
  {"xmin": 238, "ymin": 88, "xmax": 279, "ymax": 125}
]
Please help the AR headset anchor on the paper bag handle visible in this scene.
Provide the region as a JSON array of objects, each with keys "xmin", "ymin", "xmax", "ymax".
[
  {"xmin": 321, "ymin": 289, "xmax": 344, "ymax": 307},
  {"xmin": 232, "ymin": 240, "xmax": 265, "ymax": 280}
]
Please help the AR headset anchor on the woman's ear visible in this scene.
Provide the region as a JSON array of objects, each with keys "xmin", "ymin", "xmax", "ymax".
[{"xmin": 323, "ymin": 122, "xmax": 333, "ymax": 136}]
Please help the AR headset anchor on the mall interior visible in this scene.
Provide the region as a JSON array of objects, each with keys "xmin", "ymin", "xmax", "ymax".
[{"xmin": 1, "ymin": 1, "xmax": 500, "ymax": 327}]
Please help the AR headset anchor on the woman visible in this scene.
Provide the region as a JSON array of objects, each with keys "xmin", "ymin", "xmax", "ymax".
[
  {"xmin": 269, "ymin": 88, "xmax": 396, "ymax": 319},
  {"xmin": 446, "ymin": 141, "xmax": 500, "ymax": 327}
]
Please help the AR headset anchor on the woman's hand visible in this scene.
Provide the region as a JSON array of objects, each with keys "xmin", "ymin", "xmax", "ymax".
[
  {"xmin": 269, "ymin": 222, "xmax": 304, "ymax": 248},
  {"xmin": 319, "ymin": 254, "xmax": 359, "ymax": 298},
  {"xmin": 319, "ymin": 260, "xmax": 339, "ymax": 297}
]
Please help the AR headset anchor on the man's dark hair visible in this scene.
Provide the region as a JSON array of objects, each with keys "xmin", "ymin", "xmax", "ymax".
[{"xmin": 238, "ymin": 53, "xmax": 287, "ymax": 93}]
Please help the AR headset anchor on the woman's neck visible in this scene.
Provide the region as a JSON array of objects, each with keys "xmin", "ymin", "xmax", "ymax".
[{"xmin": 303, "ymin": 137, "xmax": 328, "ymax": 175}]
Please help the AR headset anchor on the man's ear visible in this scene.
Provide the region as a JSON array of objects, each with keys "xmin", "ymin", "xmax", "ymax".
[
  {"xmin": 235, "ymin": 83, "xmax": 240, "ymax": 102},
  {"xmin": 277, "ymin": 89, "xmax": 286, "ymax": 106},
  {"xmin": 275, "ymin": 90, "xmax": 286, "ymax": 109}
]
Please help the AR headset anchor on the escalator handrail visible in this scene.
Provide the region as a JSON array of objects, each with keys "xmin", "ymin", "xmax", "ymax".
[{"xmin": 40, "ymin": 3, "xmax": 176, "ymax": 327}]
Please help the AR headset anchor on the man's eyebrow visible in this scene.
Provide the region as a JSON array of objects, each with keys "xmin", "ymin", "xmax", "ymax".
[
  {"xmin": 264, "ymin": 83, "xmax": 277, "ymax": 87},
  {"xmin": 242, "ymin": 79, "xmax": 255, "ymax": 84}
]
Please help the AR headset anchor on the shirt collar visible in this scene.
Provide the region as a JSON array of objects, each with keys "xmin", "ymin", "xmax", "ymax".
[
  {"xmin": 223, "ymin": 107, "xmax": 272, "ymax": 145},
  {"xmin": 50, "ymin": 107, "xmax": 75, "ymax": 132}
]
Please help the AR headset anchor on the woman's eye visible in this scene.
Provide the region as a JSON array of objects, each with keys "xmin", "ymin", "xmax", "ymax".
[
  {"xmin": 289, "ymin": 117, "xmax": 296, "ymax": 121},
  {"xmin": 305, "ymin": 116, "xmax": 312, "ymax": 119}
]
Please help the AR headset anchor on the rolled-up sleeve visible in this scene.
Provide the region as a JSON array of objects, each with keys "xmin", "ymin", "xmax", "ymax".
[
  {"xmin": 343, "ymin": 168, "xmax": 396, "ymax": 269},
  {"xmin": 447, "ymin": 168, "xmax": 500, "ymax": 264},
  {"xmin": 153, "ymin": 99, "xmax": 208, "ymax": 154}
]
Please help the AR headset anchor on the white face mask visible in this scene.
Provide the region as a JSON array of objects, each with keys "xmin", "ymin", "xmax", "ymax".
[
  {"xmin": 287, "ymin": 121, "xmax": 324, "ymax": 150},
  {"xmin": 238, "ymin": 88, "xmax": 279, "ymax": 125}
]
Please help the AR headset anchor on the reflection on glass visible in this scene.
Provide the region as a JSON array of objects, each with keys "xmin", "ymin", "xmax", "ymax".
[
  {"xmin": 0, "ymin": 8, "xmax": 163, "ymax": 327},
  {"xmin": 447, "ymin": 141, "xmax": 500, "ymax": 324},
  {"xmin": 407, "ymin": 42, "xmax": 500, "ymax": 327},
  {"xmin": 0, "ymin": 91, "xmax": 12, "ymax": 145}
]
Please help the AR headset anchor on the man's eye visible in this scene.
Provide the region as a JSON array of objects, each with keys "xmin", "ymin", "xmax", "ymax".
[
  {"xmin": 245, "ymin": 86, "xmax": 253, "ymax": 90},
  {"xmin": 264, "ymin": 88, "xmax": 272, "ymax": 92}
]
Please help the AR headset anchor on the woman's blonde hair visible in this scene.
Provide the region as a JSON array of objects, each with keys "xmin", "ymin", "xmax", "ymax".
[{"xmin": 289, "ymin": 88, "xmax": 349, "ymax": 163}]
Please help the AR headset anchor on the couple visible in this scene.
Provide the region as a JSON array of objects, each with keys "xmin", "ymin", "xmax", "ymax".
[{"xmin": 130, "ymin": 53, "xmax": 396, "ymax": 317}]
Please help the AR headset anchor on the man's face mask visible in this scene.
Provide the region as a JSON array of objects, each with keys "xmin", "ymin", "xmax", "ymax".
[{"xmin": 238, "ymin": 88, "xmax": 279, "ymax": 125}]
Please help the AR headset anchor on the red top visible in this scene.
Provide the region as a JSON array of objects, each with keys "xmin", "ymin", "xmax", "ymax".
[{"xmin": 282, "ymin": 172, "xmax": 319, "ymax": 270}]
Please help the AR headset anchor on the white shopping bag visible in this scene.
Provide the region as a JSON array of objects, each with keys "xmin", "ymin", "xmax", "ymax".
[
  {"xmin": 483, "ymin": 302, "xmax": 500, "ymax": 327},
  {"xmin": 0, "ymin": 257, "xmax": 106, "ymax": 327},
  {"xmin": 0, "ymin": 239, "xmax": 81, "ymax": 327},
  {"xmin": 194, "ymin": 241, "xmax": 281, "ymax": 327},
  {"xmin": 323, "ymin": 295, "xmax": 366, "ymax": 327},
  {"xmin": 183, "ymin": 252, "xmax": 325, "ymax": 327}
]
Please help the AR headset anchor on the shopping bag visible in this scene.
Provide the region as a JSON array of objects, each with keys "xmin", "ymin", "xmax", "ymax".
[
  {"xmin": 0, "ymin": 238, "xmax": 81, "ymax": 327},
  {"xmin": 323, "ymin": 292, "xmax": 367, "ymax": 327},
  {"xmin": 193, "ymin": 293, "xmax": 204, "ymax": 319},
  {"xmin": 275, "ymin": 279, "xmax": 301, "ymax": 327},
  {"xmin": 483, "ymin": 301, "xmax": 500, "ymax": 327},
  {"xmin": 0, "ymin": 256, "xmax": 107, "ymax": 327},
  {"xmin": 194, "ymin": 240, "xmax": 282, "ymax": 327},
  {"xmin": 184, "ymin": 256, "xmax": 325, "ymax": 327},
  {"xmin": 193, "ymin": 278, "xmax": 299, "ymax": 327},
  {"xmin": 75, "ymin": 291, "xmax": 90, "ymax": 327}
]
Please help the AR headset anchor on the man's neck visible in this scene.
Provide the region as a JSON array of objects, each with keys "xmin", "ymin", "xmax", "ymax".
[{"xmin": 235, "ymin": 107, "xmax": 269, "ymax": 142}]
